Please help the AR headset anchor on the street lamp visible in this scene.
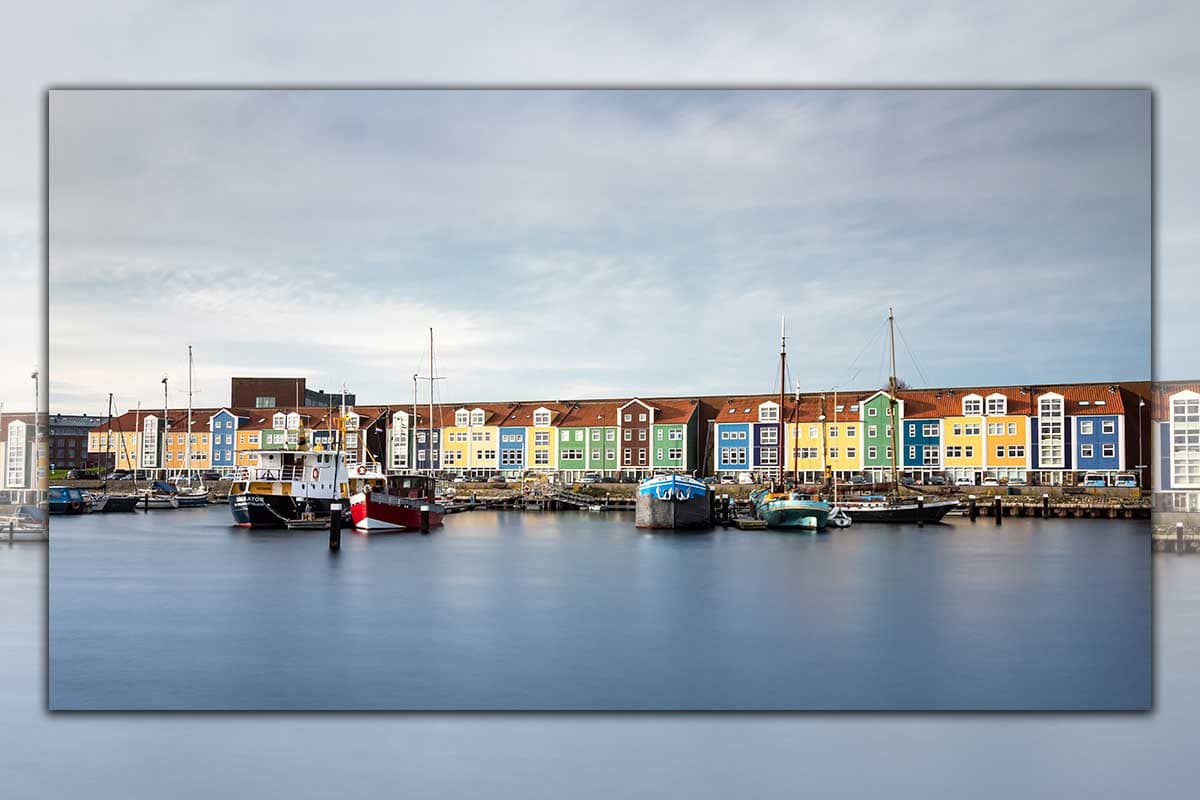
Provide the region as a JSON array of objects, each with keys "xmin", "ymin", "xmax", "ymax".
[
  {"xmin": 31, "ymin": 369, "xmax": 40, "ymax": 503},
  {"xmin": 1138, "ymin": 398, "xmax": 1147, "ymax": 489}
]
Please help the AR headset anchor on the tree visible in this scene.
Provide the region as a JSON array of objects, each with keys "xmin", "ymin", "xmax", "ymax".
[{"xmin": 884, "ymin": 378, "xmax": 910, "ymax": 391}]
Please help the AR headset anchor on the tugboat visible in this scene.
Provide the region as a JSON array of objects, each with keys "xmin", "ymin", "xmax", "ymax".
[
  {"xmin": 228, "ymin": 449, "xmax": 347, "ymax": 527},
  {"xmin": 348, "ymin": 467, "xmax": 444, "ymax": 532},
  {"xmin": 634, "ymin": 473, "xmax": 712, "ymax": 530}
]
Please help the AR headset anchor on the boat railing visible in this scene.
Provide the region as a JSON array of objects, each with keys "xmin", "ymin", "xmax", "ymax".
[{"xmin": 231, "ymin": 465, "xmax": 311, "ymax": 482}]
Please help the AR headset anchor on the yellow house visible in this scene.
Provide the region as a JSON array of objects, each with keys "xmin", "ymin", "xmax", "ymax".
[
  {"xmin": 235, "ymin": 426, "xmax": 263, "ymax": 467},
  {"xmin": 525, "ymin": 405, "xmax": 559, "ymax": 472},
  {"xmin": 784, "ymin": 419, "xmax": 825, "ymax": 477},
  {"xmin": 942, "ymin": 415, "xmax": 984, "ymax": 479},
  {"xmin": 985, "ymin": 416, "xmax": 1029, "ymax": 477},
  {"xmin": 824, "ymin": 420, "xmax": 861, "ymax": 475}
]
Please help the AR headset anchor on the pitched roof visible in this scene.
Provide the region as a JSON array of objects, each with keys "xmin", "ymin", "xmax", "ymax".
[
  {"xmin": 1151, "ymin": 381, "xmax": 1200, "ymax": 420},
  {"xmin": 1036, "ymin": 384, "xmax": 1125, "ymax": 416}
]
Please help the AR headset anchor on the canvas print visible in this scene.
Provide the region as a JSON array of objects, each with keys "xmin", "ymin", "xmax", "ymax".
[{"xmin": 43, "ymin": 88, "xmax": 1151, "ymax": 710}]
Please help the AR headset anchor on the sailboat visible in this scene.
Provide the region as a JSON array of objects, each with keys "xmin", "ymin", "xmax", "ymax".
[
  {"xmin": 749, "ymin": 316, "xmax": 833, "ymax": 531},
  {"xmin": 173, "ymin": 345, "xmax": 210, "ymax": 507},
  {"xmin": 89, "ymin": 393, "xmax": 140, "ymax": 512},
  {"xmin": 833, "ymin": 309, "xmax": 958, "ymax": 524}
]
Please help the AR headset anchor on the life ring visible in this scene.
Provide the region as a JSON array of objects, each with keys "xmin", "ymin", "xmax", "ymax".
[
  {"xmin": 70, "ymin": 500, "xmax": 81, "ymax": 511},
  {"xmin": 311, "ymin": 467, "xmax": 319, "ymax": 481},
  {"xmin": 356, "ymin": 465, "xmax": 367, "ymax": 476}
]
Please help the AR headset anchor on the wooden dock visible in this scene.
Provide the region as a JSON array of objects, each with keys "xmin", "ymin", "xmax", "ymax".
[{"xmin": 730, "ymin": 517, "xmax": 768, "ymax": 530}]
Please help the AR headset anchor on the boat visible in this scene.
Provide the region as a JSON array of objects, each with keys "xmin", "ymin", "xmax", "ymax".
[
  {"xmin": 348, "ymin": 468, "xmax": 444, "ymax": 532},
  {"xmin": 819, "ymin": 309, "xmax": 958, "ymax": 525},
  {"xmin": 172, "ymin": 345, "xmax": 211, "ymax": 508},
  {"xmin": 587, "ymin": 503, "xmax": 606, "ymax": 512},
  {"xmin": 138, "ymin": 481, "xmax": 181, "ymax": 509},
  {"xmin": 88, "ymin": 392, "xmax": 142, "ymax": 512},
  {"xmin": 834, "ymin": 493, "xmax": 959, "ymax": 524},
  {"xmin": 47, "ymin": 486, "xmax": 88, "ymax": 515},
  {"xmin": 751, "ymin": 488, "xmax": 832, "ymax": 530},
  {"xmin": 826, "ymin": 507, "xmax": 852, "ymax": 528},
  {"xmin": 228, "ymin": 448, "xmax": 347, "ymax": 528},
  {"xmin": 634, "ymin": 473, "xmax": 712, "ymax": 530}
]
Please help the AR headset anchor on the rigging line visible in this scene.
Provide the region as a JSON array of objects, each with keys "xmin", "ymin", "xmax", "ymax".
[
  {"xmin": 839, "ymin": 318, "xmax": 887, "ymax": 390},
  {"xmin": 894, "ymin": 320, "xmax": 930, "ymax": 387}
]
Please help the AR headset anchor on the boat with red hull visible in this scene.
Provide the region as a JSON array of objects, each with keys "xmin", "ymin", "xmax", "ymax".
[{"xmin": 349, "ymin": 472, "xmax": 444, "ymax": 533}]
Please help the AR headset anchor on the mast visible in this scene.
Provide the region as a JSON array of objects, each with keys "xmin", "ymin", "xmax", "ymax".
[
  {"xmin": 793, "ymin": 384, "xmax": 800, "ymax": 485},
  {"xmin": 162, "ymin": 375, "xmax": 169, "ymax": 479},
  {"xmin": 429, "ymin": 328, "xmax": 434, "ymax": 480},
  {"xmin": 412, "ymin": 373, "xmax": 419, "ymax": 473},
  {"xmin": 134, "ymin": 401, "xmax": 141, "ymax": 488},
  {"xmin": 106, "ymin": 393, "xmax": 114, "ymax": 491},
  {"xmin": 186, "ymin": 345, "xmax": 193, "ymax": 480},
  {"xmin": 888, "ymin": 307, "xmax": 900, "ymax": 492},
  {"xmin": 778, "ymin": 315, "xmax": 786, "ymax": 487}
]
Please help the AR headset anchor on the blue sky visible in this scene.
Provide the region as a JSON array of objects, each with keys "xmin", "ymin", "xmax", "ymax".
[{"xmin": 45, "ymin": 88, "xmax": 1149, "ymax": 413}]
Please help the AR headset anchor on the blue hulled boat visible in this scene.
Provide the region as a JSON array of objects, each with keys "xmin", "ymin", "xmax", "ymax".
[
  {"xmin": 751, "ymin": 489, "xmax": 833, "ymax": 530},
  {"xmin": 635, "ymin": 474, "xmax": 712, "ymax": 530}
]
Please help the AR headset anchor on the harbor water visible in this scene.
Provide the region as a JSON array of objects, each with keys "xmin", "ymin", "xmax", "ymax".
[{"xmin": 48, "ymin": 506, "xmax": 1149, "ymax": 710}]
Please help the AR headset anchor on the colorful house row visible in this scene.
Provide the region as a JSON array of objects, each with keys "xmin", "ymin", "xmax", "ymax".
[
  {"xmin": 1152, "ymin": 381, "xmax": 1200, "ymax": 512},
  {"xmin": 1, "ymin": 411, "xmax": 46, "ymax": 503},
  {"xmin": 711, "ymin": 383, "xmax": 1149, "ymax": 487}
]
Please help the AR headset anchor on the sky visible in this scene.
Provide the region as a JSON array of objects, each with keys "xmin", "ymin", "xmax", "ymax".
[
  {"xmin": 0, "ymin": 0, "xmax": 1192, "ymax": 418},
  {"xmin": 45, "ymin": 88, "xmax": 1149, "ymax": 413}
]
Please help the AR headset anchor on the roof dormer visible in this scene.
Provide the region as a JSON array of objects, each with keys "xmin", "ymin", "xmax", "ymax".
[
  {"xmin": 758, "ymin": 401, "xmax": 779, "ymax": 423},
  {"xmin": 985, "ymin": 393, "xmax": 1007, "ymax": 416},
  {"xmin": 532, "ymin": 406, "xmax": 553, "ymax": 427},
  {"xmin": 392, "ymin": 410, "xmax": 409, "ymax": 427},
  {"xmin": 285, "ymin": 412, "xmax": 301, "ymax": 430},
  {"xmin": 470, "ymin": 407, "xmax": 486, "ymax": 426},
  {"xmin": 962, "ymin": 393, "xmax": 983, "ymax": 416},
  {"xmin": 272, "ymin": 412, "xmax": 286, "ymax": 429},
  {"xmin": 455, "ymin": 407, "xmax": 470, "ymax": 427}
]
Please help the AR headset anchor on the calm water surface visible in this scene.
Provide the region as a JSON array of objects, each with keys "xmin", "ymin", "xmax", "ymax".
[{"xmin": 48, "ymin": 506, "xmax": 1149, "ymax": 710}]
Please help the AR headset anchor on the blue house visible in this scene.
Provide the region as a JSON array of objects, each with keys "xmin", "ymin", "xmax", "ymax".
[
  {"xmin": 208, "ymin": 409, "xmax": 244, "ymax": 473},
  {"xmin": 752, "ymin": 421, "xmax": 780, "ymax": 473},
  {"xmin": 714, "ymin": 422, "xmax": 751, "ymax": 473},
  {"xmin": 1073, "ymin": 414, "xmax": 1122, "ymax": 472},
  {"xmin": 414, "ymin": 428, "xmax": 441, "ymax": 471},
  {"xmin": 499, "ymin": 426, "xmax": 525, "ymax": 475},
  {"xmin": 902, "ymin": 418, "xmax": 941, "ymax": 474}
]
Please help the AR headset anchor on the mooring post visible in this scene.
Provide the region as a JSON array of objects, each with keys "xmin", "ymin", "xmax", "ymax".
[
  {"xmin": 328, "ymin": 502, "xmax": 342, "ymax": 551},
  {"xmin": 968, "ymin": 495, "xmax": 977, "ymax": 522},
  {"xmin": 8, "ymin": 520, "xmax": 13, "ymax": 543},
  {"xmin": 916, "ymin": 496, "xmax": 924, "ymax": 528},
  {"xmin": 1177, "ymin": 522, "xmax": 1185, "ymax": 554},
  {"xmin": 143, "ymin": 493, "xmax": 149, "ymax": 512},
  {"xmin": 1042, "ymin": 493, "xmax": 1050, "ymax": 519},
  {"xmin": 994, "ymin": 496, "xmax": 1002, "ymax": 525},
  {"xmin": 420, "ymin": 505, "xmax": 430, "ymax": 534}
]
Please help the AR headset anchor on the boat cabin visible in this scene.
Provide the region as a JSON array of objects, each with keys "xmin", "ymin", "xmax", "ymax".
[{"xmin": 357, "ymin": 473, "xmax": 437, "ymax": 499}]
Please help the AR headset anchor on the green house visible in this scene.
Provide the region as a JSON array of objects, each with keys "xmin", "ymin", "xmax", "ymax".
[{"xmin": 860, "ymin": 391, "xmax": 904, "ymax": 479}]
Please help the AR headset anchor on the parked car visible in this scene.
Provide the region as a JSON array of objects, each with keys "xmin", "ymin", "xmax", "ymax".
[
  {"xmin": 452, "ymin": 475, "xmax": 466, "ymax": 483},
  {"xmin": 106, "ymin": 470, "xmax": 131, "ymax": 481},
  {"xmin": 1081, "ymin": 472, "xmax": 1108, "ymax": 487},
  {"xmin": 926, "ymin": 475, "xmax": 948, "ymax": 486},
  {"xmin": 736, "ymin": 473, "xmax": 755, "ymax": 485},
  {"xmin": 487, "ymin": 475, "xmax": 507, "ymax": 484},
  {"xmin": 201, "ymin": 470, "xmax": 222, "ymax": 481},
  {"xmin": 579, "ymin": 473, "xmax": 602, "ymax": 484},
  {"xmin": 955, "ymin": 476, "xmax": 976, "ymax": 486},
  {"xmin": 899, "ymin": 476, "xmax": 916, "ymax": 487},
  {"xmin": 848, "ymin": 475, "xmax": 867, "ymax": 485},
  {"xmin": 718, "ymin": 475, "xmax": 736, "ymax": 485},
  {"xmin": 981, "ymin": 478, "xmax": 1000, "ymax": 487},
  {"xmin": 1113, "ymin": 473, "xmax": 1138, "ymax": 488},
  {"xmin": 1007, "ymin": 477, "xmax": 1027, "ymax": 486}
]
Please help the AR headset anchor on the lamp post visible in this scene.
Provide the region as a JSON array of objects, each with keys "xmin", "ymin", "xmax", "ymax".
[
  {"xmin": 31, "ymin": 369, "xmax": 40, "ymax": 503},
  {"xmin": 1138, "ymin": 398, "xmax": 1146, "ymax": 489}
]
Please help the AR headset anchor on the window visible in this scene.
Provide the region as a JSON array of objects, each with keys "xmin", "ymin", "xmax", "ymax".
[
  {"xmin": 624, "ymin": 429, "xmax": 632, "ymax": 441},
  {"xmin": 501, "ymin": 450, "xmax": 522, "ymax": 466},
  {"xmin": 986, "ymin": 396, "xmax": 1007, "ymax": 415},
  {"xmin": 1081, "ymin": 444, "xmax": 1094, "ymax": 458},
  {"xmin": 534, "ymin": 432, "xmax": 549, "ymax": 446},
  {"xmin": 849, "ymin": 404, "xmax": 858, "ymax": 412},
  {"xmin": 886, "ymin": 425, "xmax": 892, "ymax": 439},
  {"xmin": 534, "ymin": 410, "xmax": 551, "ymax": 426},
  {"xmin": 835, "ymin": 404, "xmax": 844, "ymax": 413},
  {"xmin": 963, "ymin": 397, "xmax": 983, "ymax": 415},
  {"xmin": 867, "ymin": 446, "xmax": 877, "ymax": 460},
  {"xmin": 1102, "ymin": 444, "xmax": 1115, "ymax": 459},
  {"xmin": 829, "ymin": 447, "xmax": 839, "ymax": 459},
  {"xmin": 534, "ymin": 451, "xmax": 549, "ymax": 465},
  {"xmin": 868, "ymin": 407, "xmax": 878, "ymax": 417},
  {"xmin": 638, "ymin": 449, "xmax": 647, "ymax": 465},
  {"xmin": 759, "ymin": 449, "xmax": 777, "ymax": 466},
  {"xmin": 908, "ymin": 446, "xmax": 916, "ymax": 460},
  {"xmin": 1009, "ymin": 446, "xmax": 1025, "ymax": 458},
  {"xmin": 721, "ymin": 431, "xmax": 729, "ymax": 441},
  {"xmin": 591, "ymin": 450, "xmax": 601, "ymax": 461},
  {"xmin": 1102, "ymin": 420, "xmax": 1115, "ymax": 435},
  {"xmin": 471, "ymin": 410, "xmax": 485, "ymax": 426},
  {"xmin": 455, "ymin": 410, "xmax": 469, "ymax": 426},
  {"xmin": 638, "ymin": 413, "xmax": 647, "ymax": 422},
  {"xmin": 759, "ymin": 404, "xmax": 779, "ymax": 422},
  {"xmin": 592, "ymin": 430, "xmax": 600, "ymax": 441},
  {"xmin": 964, "ymin": 446, "xmax": 974, "ymax": 458},
  {"xmin": 923, "ymin": 424, "xmax": 938, "ymax": 437},
  {"xmin": 656, "ymin": 429, "xmax": 664, "ymax": 441},
  {"xmin": 761, "ymin": 428, "xmax": 778, "ymax": 445},
  {"xmin": 867, "ymin": 425, "xmax": 877, "ymax": 438},
  {"xmin": 561, "ymin": 430, "xmax": 570, "ymax": 442},
  {"xmin": 909, "ymin": 424, "xmax": 916, "ymax": 437},
  {"xmin": 624, "ymin": 448, "xmax": 632, "ymax": 463},
  {"xmin": 723, "ymin": 447, "xmax": 747, "ymax": 465},
  {"xmin": 624, "ymin": 414, "xmax": 631, "ymax": 422},
  {"xmin": 988, "ymin": 423, "xmax": 1002, "ymax": 435},
  {"xmin": 656, "ymin": 448, "xmax": 664, "ymax": 460},
  {"xmin": 606, "ymin": 449, "xmax": 615, "ymax": 460},
  {"xmin": 809, "ymin": 425, "xmax": 818, "ymax": 438},
  {"xmin": 1080, "ymin": 420, "xmax": 1093, "ymax": 435},
  {"xmin": 886, "ymin": 447, "xmax": 893, "ymax": 460},
  {"xmin": 996, "ymin": 445, "xmax": 1006, "ymax": 459},
  {"xmin": 953, "ymin": 424, "xmax": 962, "ymax": 436},
  {"xmin": 964, "ymin": 424, "xmax": 980, "ymax": 436},
  {"xmin": 668, "ymin": 429, "xmax": 683, "ymax": 441},
  {"xmin": 923, "ymin": 446, "xmax": 939, "ymax": 466},
  {"xmin": 846, "ymin": 447, "xmax": 857, "ymax": 459},
  {"xmin": 255, "ymin": 396, "xmax": 275, "ymax": 408},
  {"xmin": 638, "ymin": 430, "xmax": 647, "ymax": 441},
  {"xmin": 829, "ymin": 426, "xmax": 838, "ymax": 438},
  {"xmin": 946, "ymin": 446, "xmax": 962, "ymax": 458},
  {"xmin": 561, "ymin": 449, "xmax": 583, "ymax": 461},
  {"xmin": 668, "ymin": 448, "xmax": 682, "ymax": 461},
  {"xmin": 1008, "ymin": 423, "xmax": 1017, "ymax": 436},
  {"xmin": 606, "ymin": 430, "xmax": 615, "ymax": 441},
  {"xmin": 886, "ymin": 405, "xmax": 893, "ymax": 417}
]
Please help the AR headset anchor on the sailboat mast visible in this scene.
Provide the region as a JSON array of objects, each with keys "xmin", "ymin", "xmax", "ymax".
[
  {"xmin": 779, "ymin": 315, "xmax": 786, "ymax": 485},
  {"xmin": 412, "ymin": 373, "xmax": 418, "ymax": 473},
  {"xmin": 106, "ymin": 393, "xmax": 113, "ymax": 490},
  {"xmin": 428, "ymin": 327, "xmax": 434, "ymax": 480},
  {"xmin": 888, "ymin": 308, "xmax": 900, "ymax": 491},
  {"xmin": 186, "ymin": 345, "xmax": 193, "ymax": 479}
]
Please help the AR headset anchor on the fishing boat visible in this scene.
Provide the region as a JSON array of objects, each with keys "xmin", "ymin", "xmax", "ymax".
[
  {"xmin": 635, "ymin": 473, "xmax": 712, "ymax": 530},
  {"xmin": 47, "ymin": 486, "xmax": 88, "ymax": 515},
  {"xmin": 751, "ymin": 488, "xmax": 832, "ymax": 530},
  {"xmin": 228, "ymin": 448, "xmax": 347, "ymax": 527},
  {"xmin": 348, "ymin": 468, "xmax": 444, "ymax": 532}
]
